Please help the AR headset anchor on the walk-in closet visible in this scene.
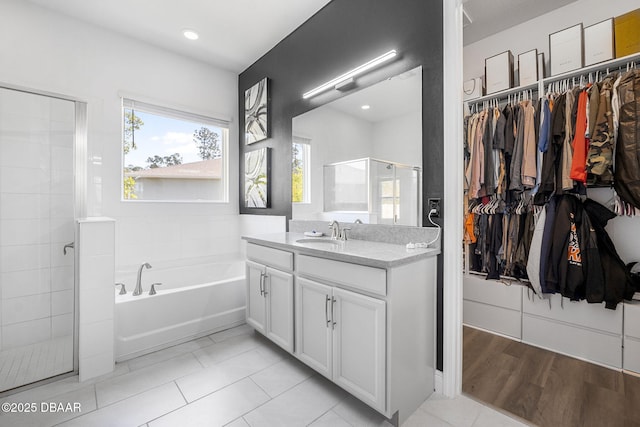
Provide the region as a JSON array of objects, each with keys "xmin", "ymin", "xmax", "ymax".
[{"xmin": 462, "ymin": 1, "xmax": 640, "ymax": 425}]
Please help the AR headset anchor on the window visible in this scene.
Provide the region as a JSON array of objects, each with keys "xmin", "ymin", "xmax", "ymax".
[
  {"xmin": 292, "ymin": 137, "xmax": 311, "ymax": 203},
  {"xmin": 380, "ymin": 179, "xmax": 400, "ymax": 221},
  {"xmin": 122, "ymin": 99, "xmax": 228, "ymax": 202}
]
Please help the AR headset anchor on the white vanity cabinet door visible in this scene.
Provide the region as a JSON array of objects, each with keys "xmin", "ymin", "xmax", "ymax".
[
  {"xmin": 246, "ymin": 260, "xmax": 267, "ymax": 334},
  {"xmin": 332, "ymin": 287, "xmax": 386, "ymax": 412},
  {"xmin": 296, "ymin": 277, "xmax": 333, "ymax": 379},
  {"xmin": 265, "ymin": 267, "xmax": 294, "ymax": 352}
]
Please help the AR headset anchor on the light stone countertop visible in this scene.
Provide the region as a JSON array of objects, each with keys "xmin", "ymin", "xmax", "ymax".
[{"xmin": 242, "ymin": 232, "xmax": 440, "ymax": 269}]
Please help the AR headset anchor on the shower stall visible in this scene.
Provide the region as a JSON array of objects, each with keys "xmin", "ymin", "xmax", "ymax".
[
  {"xmin": 0, "ymin": 86, "xmax": 83, "ymax": 393},
  {"xmin": 323, "ymin": 157, "xmax": 422, "ymax": 226}
]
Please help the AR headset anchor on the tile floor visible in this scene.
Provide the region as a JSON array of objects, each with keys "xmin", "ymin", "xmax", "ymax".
[
  {"xmin": 0, "ymin": 325, "xmax": 530, "ymax": 426},
  {"xmin": 0, "ymin": 335, "xmax": 73, "ymax": 392}
]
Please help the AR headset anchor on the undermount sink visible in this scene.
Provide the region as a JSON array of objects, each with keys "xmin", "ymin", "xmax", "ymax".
[{"xmin": 295, "ymin": 238, "xmax": 339, "ymax": 245}]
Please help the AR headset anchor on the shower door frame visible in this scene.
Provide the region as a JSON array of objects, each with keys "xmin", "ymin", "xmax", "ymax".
[{"xmin": 0, "ymin": 81, "xmax": 87, "ymax": 391}]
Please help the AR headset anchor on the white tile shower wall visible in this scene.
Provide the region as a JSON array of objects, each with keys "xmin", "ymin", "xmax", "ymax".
[
  {"xmin": 2, "ymin": 318, "xmax": 51, "ymax": 349},
  {"xmin": 78, "ymin": 218, "xmax": 116, "ymax": 381}
]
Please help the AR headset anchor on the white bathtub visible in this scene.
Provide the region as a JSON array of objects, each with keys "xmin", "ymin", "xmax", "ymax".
[{"xmin": 115, "ymin": 259, "xmax": 246, "ymax": 361}]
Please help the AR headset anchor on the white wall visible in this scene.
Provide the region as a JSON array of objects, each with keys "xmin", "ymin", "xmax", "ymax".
[
  {"xmin": 463, "ymin": 0, "xmax": 640, "ymax": 263},
  {"xmin": 372, "ymin": 111, "xmax": 422, "ymax": 167},
  {"xmin": 0, "ymin": 0, "xmax": 240, "ymax": 273}
]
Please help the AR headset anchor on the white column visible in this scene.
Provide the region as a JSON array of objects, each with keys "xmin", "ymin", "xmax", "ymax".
[
  {"xmin": 78, "ymin": 217, "xmax": 116, "ymax": 381},
  {"xmin": 442, "ymin": 0, "xmax": 464, "ymax": 397}
]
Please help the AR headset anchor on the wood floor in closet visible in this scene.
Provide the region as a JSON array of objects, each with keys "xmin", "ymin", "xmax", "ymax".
[{"xmin": 463, "ymin": 326, "xmax": 640, "ymax": 427}]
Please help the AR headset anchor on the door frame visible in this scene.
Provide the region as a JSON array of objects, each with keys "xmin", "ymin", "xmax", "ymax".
[
  {"xmin": 0, "ymin": 82, "xmax": 87, "ymax": 380},
  {"xmin": 441, "ymin": 0, "xmax": 465, "ymax": 397}
]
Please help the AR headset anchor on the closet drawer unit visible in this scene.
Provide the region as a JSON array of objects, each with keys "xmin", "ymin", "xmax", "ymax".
[
  {"xmin": 463, "ymin": 300, "xmax": 521, "ymax": 339},
  {"xmin": 297, "ymin": 254, "xmax": 386, "ymax": 296},
  {"xmin": 522, "ymin": 313, "xmax": 622, "ymax": 369},
  {"xmin": 624, "ymin": 337, "xmax": 640, "ymax": 374},
  {"xmin": 246, "ymin": 243, "xmax": 293, "ymax": 272},
  {"xmin": 624, "ymin": 302, "xmax": 640, "ymax": 339},
  {"xmin": 522, "ymin": 293, "xmax": 622, "ymax": 335},
  {"xmin": 463, "ymin": 274, "xmax": 523, "ymax": 311}
]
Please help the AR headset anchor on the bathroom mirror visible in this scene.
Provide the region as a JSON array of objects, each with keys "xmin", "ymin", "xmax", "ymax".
[{"xmin": 292, "ymin": 66, "xmax": 422, "ymax": 225}]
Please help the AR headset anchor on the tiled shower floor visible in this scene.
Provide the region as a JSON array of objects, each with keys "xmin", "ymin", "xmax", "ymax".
[
  {"xmin": 0, "ymin": 325, "xmax": 528, "ymax": 426},
  {"xmin": 0, "ymin": 335, "xmax": 73, "ymax": 392}
]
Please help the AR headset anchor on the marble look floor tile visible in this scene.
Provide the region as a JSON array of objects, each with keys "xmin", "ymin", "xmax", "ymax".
[
  {"xmin": 1, "ymin": 363, "xmax": 129, "ymax": 406},
  {"xmin": 209, "ymin": 324, "xmax": 254, "ymax": 343},
  {"xmin": 193, "ymin": 333, "xmax": 263, "ymax": 367},
  {"xmin": 149, "ymin": 378, "xmax": 269, "ymax": 427},
  {"xmin": 127, "ymin": 337, "xmax": 214, "ymax": 371},
  {"xmin": 96, "ymin": 353, "xmax": 202, "ymax": 407},
  {"xmin": 0, "ymin": 385, "xmax": 96, "ymax": 427},
  {"xmin": 58, "ymin": 382, "xmax": 185, "ymax": 427},
  {"xmin": 471, "ymin": 406, "xmax": 530, "ymax": 427},
  {"xmin": 243, "ymin": 376, "xmax": 346, "ymax": 427},
  {"xmin": 308, "ymin": 409, "xmax": 352, "ymax": 427},
  {"xmin": 176, "ymin": 349, "xmax": 279, "ymax": 402},
  {"xmin": 419, "ymin": 395, "xmax": 485, "ymax": 427},
  {"xmin": 402, "ymin": 407, "xmax": 454, "ymax": 427},
  {"xmin": 249, "ymin": 357, "xmax": 314, "ymax": 398},
  {"xmin": 225, "ymin": 417, "xmax": 250, "ymax": 427},
  {"xmin": 332, "ymin": 394, "xmax": 393, "ymax": 426}
]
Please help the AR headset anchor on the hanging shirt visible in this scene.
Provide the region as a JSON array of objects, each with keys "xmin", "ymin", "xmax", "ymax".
[
  {"xmin": 521, "ymin": 100, "xmax": 537, "ymax": 188},
  {"xmin": 569, "ymin": 89, "xmax": 589, "ymax": 183}
]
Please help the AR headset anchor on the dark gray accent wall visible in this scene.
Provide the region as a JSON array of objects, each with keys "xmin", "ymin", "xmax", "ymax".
[{"xmin": 239, "ymin": 0, "xmax": 444, "ymax": 370}]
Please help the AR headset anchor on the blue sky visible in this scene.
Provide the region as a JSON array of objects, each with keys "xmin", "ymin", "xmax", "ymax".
[{"xmin": 124, "ymin": 110, "xmax": 222, "ymax": 168}]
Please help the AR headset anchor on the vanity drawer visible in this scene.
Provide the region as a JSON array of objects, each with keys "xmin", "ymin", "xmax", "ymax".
[
  {"xmin": 246, "ymin": 243, "xmax": 293, "ymax": 271},
  {"xmin": 297, "ymin": 254, "xmax": 386, "ymax": 296}
]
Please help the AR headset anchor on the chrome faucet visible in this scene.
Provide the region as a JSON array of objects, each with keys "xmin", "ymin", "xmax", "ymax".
[
  {"xmin": 133, "ymin": 263, "xmax": 152, "ymax": 296},
  {"xmin": 328, "ymin": 221, "xmax": 340, "ymax": 240}
]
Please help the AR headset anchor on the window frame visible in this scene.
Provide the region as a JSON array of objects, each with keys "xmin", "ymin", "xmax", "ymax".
[
  {"xmin": 120, "ymin": 98, "xmax": 230, "ymax": 204},
  {"xmin": 292, "ymin": 136, "xmax": 312, "ymax": 204}
]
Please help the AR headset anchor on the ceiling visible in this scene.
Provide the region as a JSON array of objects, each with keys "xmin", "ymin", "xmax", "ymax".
[
  {"xmin": 463, "ymin": 0, "xmax": 578, "ymax": 45},
  {"xmin": 327, "ymin": 67, "xmax": 421, "ymax": 123},
  {"xmin": 25, "ymin": 0, "xmax": 332, "ymax": 72},
  {"xmin": 25, "ymin": 0, "xmax": 578, "ymax": 71}
]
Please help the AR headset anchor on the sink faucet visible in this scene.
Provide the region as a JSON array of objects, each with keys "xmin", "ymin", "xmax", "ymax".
[
  {"xmin": 328, "ymin": 221, "xmax": 340, "ymax": 240},
  {"xmin": 133, "ymin": 263, "xmax": 152, "ymax": 296}
]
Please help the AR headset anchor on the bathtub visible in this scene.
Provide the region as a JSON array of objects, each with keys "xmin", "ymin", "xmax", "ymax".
[{"xmin": 115, "ymin": 259, "xmax": 246, "ymax": 361}]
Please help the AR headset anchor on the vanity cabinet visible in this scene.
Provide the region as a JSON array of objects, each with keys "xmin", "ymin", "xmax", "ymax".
[
  {"xmin": 246, "ymin": 244, "xmax": 294, "ymax": 353},
  {"xmin": 243, "ymin": 235, "xmax": 438, "ymax": 425},
  {"xmin": 296, "ymin": 277, "xmax": 386, "ymax": 411}
]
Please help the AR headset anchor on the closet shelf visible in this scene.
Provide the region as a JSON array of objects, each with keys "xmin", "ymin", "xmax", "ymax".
[
  {"xmin": 542, "ymin": 51, "xmax": 640, "ymax": 85},
  {"xmin": 466, "ymin": 270, "xmax": 530, "ymax": 284}
]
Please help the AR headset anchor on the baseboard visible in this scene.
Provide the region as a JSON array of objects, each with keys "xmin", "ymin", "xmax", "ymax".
[{"xmin": 434, "ymin": 369, "xmax": 443, "ymax": 393}]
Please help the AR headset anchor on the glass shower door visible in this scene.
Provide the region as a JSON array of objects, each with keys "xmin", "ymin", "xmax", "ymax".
[{"xmin": 0, "ymin": 87, "xmax": 76, "ymax": 392}]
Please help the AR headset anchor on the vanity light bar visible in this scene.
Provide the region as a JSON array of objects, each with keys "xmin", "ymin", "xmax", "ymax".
[{"xmin": 302, "ymin": 49, "xmax": 397, "ymax": 99}]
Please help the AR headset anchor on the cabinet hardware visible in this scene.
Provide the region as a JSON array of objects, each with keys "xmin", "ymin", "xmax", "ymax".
[
  {"xmin": 259, "ymin": 272, "xmax": 265, "ymax": 296},
  {"xmin": 332, "ymin": 296, "xmax": 337, "ymax": 329},
  {"xmin": 325, "ymin": 295, "xmax": 331, "ymax": 326},
  {"xmin": 263, "ymin": 274, "xmax": 269, "ymax": 296}
]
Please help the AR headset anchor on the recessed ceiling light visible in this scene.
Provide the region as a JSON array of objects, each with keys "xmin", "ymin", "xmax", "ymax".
[
  {"xmin": 361, "ymin": 105, "xmax": 371, "ymax": 110},
  {"xmin": 183, "ymin": 30, "xmax": 199, "ymax": 40}
]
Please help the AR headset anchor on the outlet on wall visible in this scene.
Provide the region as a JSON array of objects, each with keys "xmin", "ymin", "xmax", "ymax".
[{"xmin": 427, "ymin": 198, "xmax": 441, "ymax": 218}]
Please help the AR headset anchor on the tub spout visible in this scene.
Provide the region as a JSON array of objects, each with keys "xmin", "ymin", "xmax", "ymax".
[{"xmin": 133, "ymin": 263, "xmax": 152, "ymax": 296}]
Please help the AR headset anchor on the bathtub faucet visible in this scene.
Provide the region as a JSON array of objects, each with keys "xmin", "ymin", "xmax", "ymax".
[{"xmin": 133, "ymin": 263, "xmax": 152, "ymax": 296}]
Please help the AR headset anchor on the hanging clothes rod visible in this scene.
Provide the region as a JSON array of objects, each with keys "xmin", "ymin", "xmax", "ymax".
[
  {"xmin": 466, "ymin": 82, "xmax": 538, "ymax": 107},
  {"xmin": 542, "ymin": 51, "xmax": 640, "ymax": 87}
]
